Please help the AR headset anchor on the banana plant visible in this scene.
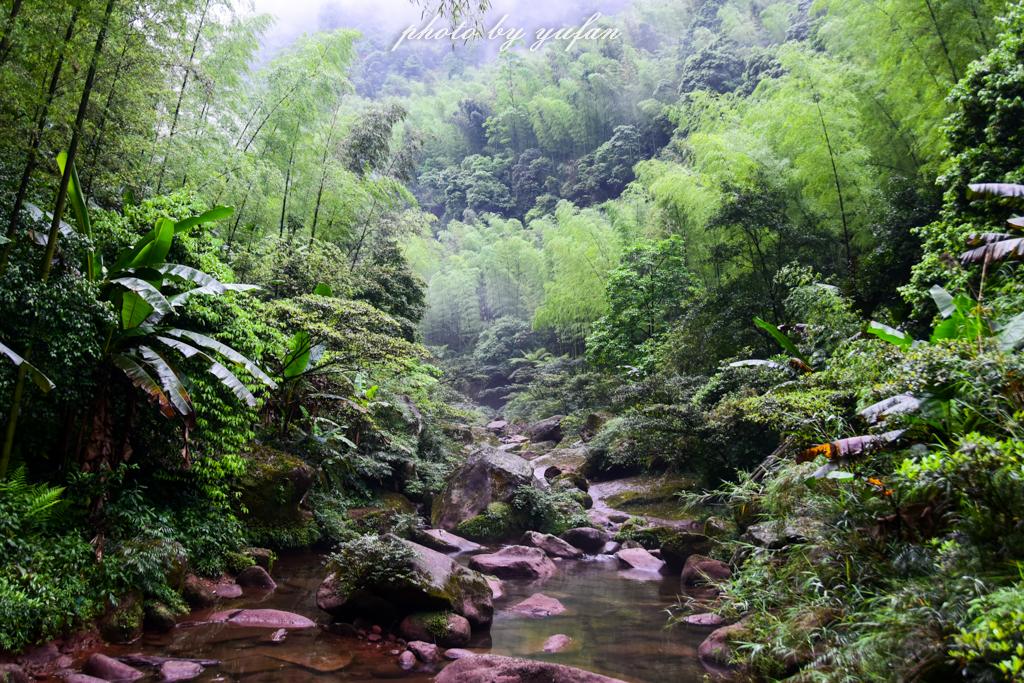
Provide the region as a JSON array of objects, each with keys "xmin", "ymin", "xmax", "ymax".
[
  {"xmin": 729, "ymin": 317, "xmax": 813, "ymax": 373},
  {"xmin": 99, "ymin": 215, "xmax": 276, "ymax": 425}
]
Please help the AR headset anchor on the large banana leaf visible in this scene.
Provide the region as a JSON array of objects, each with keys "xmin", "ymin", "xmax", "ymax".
[
  {"xmin": 164, "ymin": 328, "xmax": 276, "ymax": 388},
  {"xmin": 138, "ymin": 346, "xmax": 192, "ymax": 418},
  {"xmin": 959, "ymin": 233, "xmax": 1024, "ymax": 265},
  {"xmin": 156, "ymin": 263, "xmax": 222, "ymax": 289},
  {"xmin": 0, "ymin": 341, "xmax": 55, "ymax": 392},
  {"xmin": 283, "ymin": 331, "xmax": 312, "ymax": 379},
  {"xmin": 998, "ymin": 312, "xmax": 1024, "ymax": 352},
  {"xmin": 866, "ymin": 321, "xmax": 912, "ymax": 348},
  {"xmin": 753, "ymin": 317, "xmax": 809, "ymax": 364},
  {"xmin": 173, "ymin": 206, "xmax": 233, "ymax": 234},
  {"xmin": 156, "ymin": 335, "xmax": 257, "ymax": 407},
  {"xmin": 111, "ymin": 277, "xmax": 172, "ymax": 328},
  {"xmin": 167, "ymin": 282, "xmax": 260, "ymax": 306},
  {"xmin": 111, "ymin": 218, "xmax": 174, "ymax": 272},
  {"xmin": 967, "ymin": 183, "xmax": 1024, "ymax": 207},
  {"xmin": 55, "ymin": 151, "xmax": 99, "ymax": 280},
  {"xmin": 111, "ymin": 353, "xmax": 175, "ymax": 418}
]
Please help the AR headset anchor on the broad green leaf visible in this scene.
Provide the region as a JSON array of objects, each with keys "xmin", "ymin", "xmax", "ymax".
[
  {"xmin": 111, "ymin": 218, "xmax": 175, "ymax": 273},
  {"xmin": 156, "ymin": 336, "xmax": 258, "ymax": 408},
  {"xmin": 0, "ymin": 341, "xmax": 55, "ymax": 392},
  {"xmin": 167, "ymin": 282, "xmax": 260, "ymax": 306},
  {"xmin": 157, "ymin": 263, "xmax": 221, "ymax": 289},
  {"xmin": 111, "ymin": 353, "xmax": 175, "ymax": 418},
  {"xmin": 138, "ymin": 346, "xmax": 192, "ymax": 418},
  {"xmin": 164, "ymin": 329, "xmax": 276, "ymax": 389},
  {"xmin": 111, "ymin": 277, "xmax": 172, "ymax": 326},
  {"xmin": 753, "ymin": 317, "xmax": 808, "ymax": 364},
  {"xmin": 209, "ymin": 361, "xmax": 257, "ymax": 407},
  {"xmin": 56, "ymin": 151, "xmax": 98, "ymax": 280},
  {"xmin": 866, "ymin": 321, "xmax": 912, "ymax": 348},
  {"xmin": 121, "ymin": 291, "xmax": 154, "ymax": 330},
  {"xmin": 313, "ymin": 283, "xmax": 333, "ymax": 296},
  {"xmin": 174, "ymin": 206, "xmax": 234, "ymax": 234},
  {"xmin": 826, "ymin": 470, "xmax": 855, "ymax": 480},
  {"xmin": 998, "ymin": 312, "xmax": 1024, "ymax": 351},
  {"xmin": 283, "ymin": 331, "xmax": 312, "ymax": 379},
  {"xmin": 930, "ymin": 285, "xmax": 955, "ymax": 318}
]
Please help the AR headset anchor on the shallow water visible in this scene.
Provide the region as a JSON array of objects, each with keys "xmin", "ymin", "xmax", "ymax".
[{"xmin": 100, "ymin": 550, "xmax": 711, "ymax": 682}]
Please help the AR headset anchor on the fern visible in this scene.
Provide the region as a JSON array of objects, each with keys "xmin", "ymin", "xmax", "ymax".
[{"xmin": 0, "ymin": 467, "xmax": 66, "ymax": 526}]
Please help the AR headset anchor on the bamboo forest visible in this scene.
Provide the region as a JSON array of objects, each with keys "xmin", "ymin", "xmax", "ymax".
[{"xmin": 1, "ymin": 0, "xmax": 1023, "ymax": 680}]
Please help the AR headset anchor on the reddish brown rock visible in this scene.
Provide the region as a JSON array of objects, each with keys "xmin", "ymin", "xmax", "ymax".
[
  {"xmin": 398, "ymin": 651, "xmax": 416, "ymax": 670},
  {"xmin": 683, "ymin": 612, "xmax": 726, "ymax": 627},
  {"xmin": 520, "ymin": 531, "xmax": 584, "ymax": 559},
  {"xmin": 509, "ymin": 593, "xmax": 567, "ymax": 618},
  {"xmin": 444, "ymin": 648, "xmax": 477, "ymax": 660},
  {"xmin": 614, "ymin": 547, "xmax": 666, "ymax": 573},
  {"xmin": 160, "ymin": 660, "xmax": 204, "ymax": 681},
  {"xmin": 560, "ymin": 527, "xmax": 609, "ymax": 554},
  {"xmin": 83, "ymin": 654, "xmax": 144, "ymax": 682},
  {"xmin": 407, "ymin": 641, "xmax": 441, "ymax": 663},
  {"xmin": 682, "ymin": 555, "xmax": 731, "ymax": 586},
  {"xmin": 435, "ymin": 655, "xmax": 628, "ymax": 683},
  {"xmin": 543, "ymin": 634, "xmax": 574, "ymax": 652},
  {"xmin": 469, "ymin": 545, "xmax": 557, "ymax": 580},
  {"xmin": 208, "ymin": 608, "xmax": 315, "ymax": 629},
  {"xmin": 236, "ymin": 565, "xmax": 276, "ymax": 591},
  {"xmin": 399, "ymin": 612, "xmax": 471, "ymax": 647}
]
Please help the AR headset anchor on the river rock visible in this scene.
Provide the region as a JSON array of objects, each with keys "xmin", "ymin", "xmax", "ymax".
[
  {"xmin": 469, "ymin": 545, "xmax": 557, "ymax": 580},
  {"xmin": 525, "ymin": 415, "xmax": 564, "ymax": 443},
  {"xmin": 486, "ymin": 576, "xmax": 505, "ymax": 600},
  {"xmin": 83, "ymin": 654, "xmax": 144, "ymax": 682},
  {"xmin": 543, "ymin": 634, "xmax": 574, "ymax": 652},
  {"xmin": 317, "ymin": 537, "xmax": 493, "ymax": 627},
  {"xmin": 486, "ymin": 419, "xmax": 508, "ymax": 432},
  {"xmin": 698, "ymin": 619, "xmax": 751, "ymax": 671},
  {"xmin": 415, "ymin": 528, "xmax": 482, "ymax": 554},
  {"xmin": 509, "ymin": 593, "xmax": 566, "ymax": 618},
  {"xmin": 211, "ymin": 582, "xmax": 243, "ymax": 599},
  {"xmin": 182, "ymin": 574, "xmax": 217, "ymax": 608},
  {"xmin": 520, "ymin": 531, "xmax": 584, "ymax": 559},
  {"xmin": 0, "ymin": 665, "xmax": 30, "ymax": 683},
  {"xmin": 560, "ymin": 527, "xmax": 609, "ymax": 554},
  {"xmin": 236, "ymin": 565, "xmax": 277, "ymax": 590},
  {"xmin": 399, "ymin": 612, "xmax": 471, "ymax": 647},
  {"xmin": 398, "ymin": 650, "xmax": 417, "ymax": 670},
  {"xmin": 600, "ymin": 541, "xmax": 620, "ymax": 554},
  {"xmin": 742, "ymin": 521, "xmax": 808, "ymax": 549},
  {"xmin": 659, "ymin": 531, "xmax": 712, "ymax": 572},
  {"xmin": 682, "ymin": 555, "xmax": 731, "ymax": 586},
  {"xmin": 160, "ymin": 660, "xmax": 203, "ymax": 682},
  {"xmin": 407, "ymin": 641, "xmax": 441, "ymax": 663},
  {"xmin": 444, "ymin": 648, "xmax": 477, "ymax": 660},
  {"xmin": 614, "ymin": 547, "xmax": 665, "ymax": 573},
  {"xmin": 435, "ymin": 655, "xmax": 628, "ymax": 683},
  {"xmin": 244, "ymin": 547, "xmax": 275, "ymax": 571},
  {"xmin": 432, "ymin": 447, "xmax": 534, "ymax": 530},
  {"xmin": 683, "ymin": 612, "xmax": 726, "ymax": 627},
  {"xmin": 209, "ymin": 608, "xmax": 315, "ymax": 629}
]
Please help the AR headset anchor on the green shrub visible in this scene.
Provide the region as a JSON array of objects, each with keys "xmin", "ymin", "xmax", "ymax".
[{"xmin": 325, "ymin": 534, "xmax": 419, "ymax": 595}]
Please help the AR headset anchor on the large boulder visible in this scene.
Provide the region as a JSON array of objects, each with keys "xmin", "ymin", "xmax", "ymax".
[
  {"xmin": 237, "ymin": 445, "xmax": 317, "ymax": 548},
  {"xmin": 317, "ymin": 537, "xmax": 493, "ymax": 627},
  {"xmin": 525, "ymin": 415, "xmax": 564, "ymax": 444},
  {"xmin": 509, "ymin": 593, "xmax": 566, "ymax": 618},
  {"xmin": 698, "ymin": 619, "xmax": 751, "ymax": 672},
  {"xmin": 658, "ymin": 531, "xmax": 712, "ymax": 572},
  {"xmin": 83, "ymin": 654, "xmax": 144, "ymax": 682},
  {"xmin": 432, "ymin": 447, "xmax": 534, "ymax": 531},
  {"xmin": 436, "ymin": 655, "xmax": 628, "ymax": 683},
  {"xmin": 520, "ymin": 531, "xmax": 583, "ymax": 559},
  {"xmin": 208, "ymin": 608, "xmax": 315, "ymax": 629},
  {"xmin": 560, "ymin": 527, "xmax": 609, "ymax": 554},
  {"xmin": 469, "ymin": 546, "xmax": 557, "ymax": 580}
]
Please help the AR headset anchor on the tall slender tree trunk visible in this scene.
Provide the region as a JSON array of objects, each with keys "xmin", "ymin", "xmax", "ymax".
[
  {"xmin": 227, "ymin": 180, "xmax": 253, "ymax": 246},
  {"xmin": 2, "ymin": 0, "xmax": 117, "ymax": 478},
  {"xmin": 0, "ymin": 0, "xmax": 23, "ymax": 65},
  {"xmin": 0, "ymin": 5, "xmax": 81, "ymax": 273},
  {"xmin": 156, "ymin": 0, "xmax": 210, "ymax": 193},
  {"xmin": 923, "ymin": 0, "xmax": 960, "ymax": 83},
  {"xmin": 84, "ymin": 38, "xmax": 131, "ymax": 197},
  {"xmin": 310, "ymin": 104, "xmax": 342, "ymax": 243},
  {"xmin": 815, "ymin": 100, "xmax": 854, "ymax": 281},
  {"xmin": 278, "ymin": 128, "xmax": 299, "ymax": 239}
]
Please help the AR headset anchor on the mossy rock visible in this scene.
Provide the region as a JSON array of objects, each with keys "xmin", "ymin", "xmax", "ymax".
[
  {"xmin": 238, "ymin": 445, "xmax": 317, "ymax": 548},
  {"xmin": 431, "ymin": 447, "xmax": 534, "ymax": 529},
  {"xmin": 99, "ymin": 593, "xmax": 144, "ymax": 644},
  {"xmin": 455, "ymin": 502, "xmax": 525, "ymax": 542}
]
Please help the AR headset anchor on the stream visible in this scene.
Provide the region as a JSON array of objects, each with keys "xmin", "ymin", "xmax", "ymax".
[{"xmin": 97, "ymin": 543, "xmax": 712, "ymax": 682}]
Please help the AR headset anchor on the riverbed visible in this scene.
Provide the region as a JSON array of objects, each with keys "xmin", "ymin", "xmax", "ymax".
[{"xmin": 98, "ymin": 549, "xmax": 711, "ymax": 682}]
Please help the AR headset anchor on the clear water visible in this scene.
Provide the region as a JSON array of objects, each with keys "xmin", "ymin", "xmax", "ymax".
[{"xmin": 98, "ymin": 550, "xmax": 712, "ymax": 682}]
